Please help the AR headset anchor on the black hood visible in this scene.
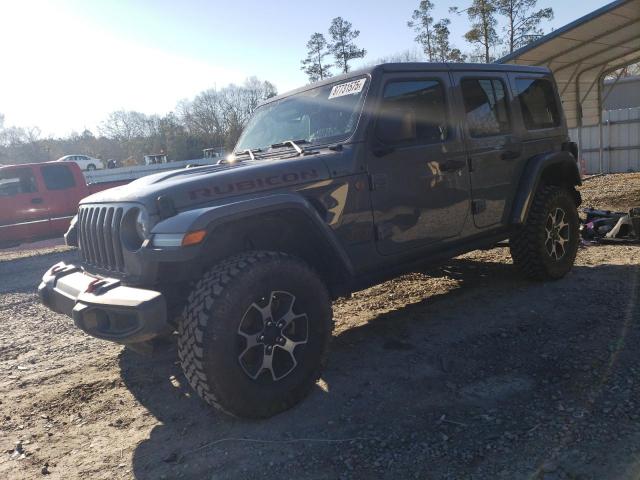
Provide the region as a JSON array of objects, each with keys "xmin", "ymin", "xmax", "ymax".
[{"xmin": 81, "ymin": 155, "xmax": 332, "ymax": 213}]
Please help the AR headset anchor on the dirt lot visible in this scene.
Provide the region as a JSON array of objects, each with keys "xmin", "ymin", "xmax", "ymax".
[{"xmin": 1, "ymin": 174, "xmax": 639, "ymax": 480}]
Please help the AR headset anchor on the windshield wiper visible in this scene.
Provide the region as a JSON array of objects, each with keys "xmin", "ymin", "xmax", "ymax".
[
  {"xmin": 270, "ymin": 139, "xmax": 309, "ymax": 156},
  {"xmin": 224, "ymin": 148, "xmax": 262, "ymax": 163}
]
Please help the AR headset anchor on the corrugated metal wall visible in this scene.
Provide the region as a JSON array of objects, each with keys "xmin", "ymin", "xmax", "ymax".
[
  {"xmin": 569, "ymin": 107, "xmax": 640, "ymax": 174},
  {"xmin": 603, "ymin": 76, "xmax": 640, "ymax": 110}
]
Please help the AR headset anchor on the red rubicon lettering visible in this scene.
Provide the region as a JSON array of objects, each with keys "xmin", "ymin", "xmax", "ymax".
[
  {"xmin": 188, "ymin": 169, "xmax": 321, "ymax": 200},
  {"xmin": 265, "ymin": 176, "xmax": 280, "ymax": 186},
  {"xmin": 188, "ymin": 187, "xmax": 212, "ymax": 200},
  {"xmin": 236, "ymin": 180, "xmax": 255, "ymax": 191}
]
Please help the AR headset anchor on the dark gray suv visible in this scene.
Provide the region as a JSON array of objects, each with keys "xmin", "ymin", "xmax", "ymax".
[{"xmin": 39, "ymin": 63, "xmax": 582, "ymax": 418}]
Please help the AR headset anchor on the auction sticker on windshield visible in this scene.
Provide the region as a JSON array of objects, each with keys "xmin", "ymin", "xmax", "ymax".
[{"xmin": 328, "ymin": 78, "xmax": 367, "ymax": 99}]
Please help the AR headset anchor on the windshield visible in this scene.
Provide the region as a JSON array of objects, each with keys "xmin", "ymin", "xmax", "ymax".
[{"xmin": 235, "ymin": 76, "xmax": 368, "ymax": 152}]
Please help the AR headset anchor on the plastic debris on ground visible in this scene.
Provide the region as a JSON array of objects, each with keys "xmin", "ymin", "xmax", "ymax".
[{"xmin": 581, "ymin": 207, "xmax": 640, "ymax": 244}]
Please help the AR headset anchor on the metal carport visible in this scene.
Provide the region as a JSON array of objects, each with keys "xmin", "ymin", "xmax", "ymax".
[{"xmin": 498, "ymin": 0, "xmax": 640, "ymax": 172}]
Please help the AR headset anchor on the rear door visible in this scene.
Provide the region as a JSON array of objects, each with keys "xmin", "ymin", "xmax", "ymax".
[
  {"xmin": 0, "ymin": 166, "xmax": 49, "ymax": 245},
  {"xmin": 368, "ymin": 72, "xmax": 471, "ymax": 255},
  {"xmin": 452, "ymin": 73, "xmax": 522, "ymax": 229}
]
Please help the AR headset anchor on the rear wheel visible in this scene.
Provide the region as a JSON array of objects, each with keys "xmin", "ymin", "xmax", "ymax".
[
  {"xmin": 509, "ymin": 185, "xmax": 580, "ymax": 280},
  {"xmin": 178, "ymin": 251, "xmax": 332, "ymax": 418}
]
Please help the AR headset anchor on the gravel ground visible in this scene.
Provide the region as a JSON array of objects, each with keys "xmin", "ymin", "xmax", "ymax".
[
  {"xmin": 0, "ymin": 174, "xmax": 638, "ymax": 480},
  {"xmin": 579, "ymin": 173, "xmax": 640, "ymax": 212}
]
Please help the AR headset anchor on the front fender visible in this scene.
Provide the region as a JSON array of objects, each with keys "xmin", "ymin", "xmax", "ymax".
[
  {"xmin": 150, "ymin": 193, "xmax": 354, "ymax": 275},
  {"xmin": 510, "ymin": 151, "xmax": 581, "ymax": 225}
]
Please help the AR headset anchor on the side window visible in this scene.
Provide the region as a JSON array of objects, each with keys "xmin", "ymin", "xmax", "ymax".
[
  {"xmin": 41, "ymin": 165, "xmax": 76, "ymax": 190},
  {"xmin": 461, "ymin": 78, "xmax": 511, "ymax": 137},
  {"xmin": 515, "ymin": 78, "xmax": 561, "ymax": 130},
  {"xmin": 376, "ymin": 79, "xmax": 448, "ymax": 144},
  {"xmin": 0, "ymin": 168, "xmax": 38, "ymax": 196}
]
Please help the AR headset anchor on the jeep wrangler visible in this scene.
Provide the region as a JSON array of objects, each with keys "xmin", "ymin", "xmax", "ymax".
[{"xmin": 39, "ymin": 63, "xmax": 581, "ymax": 418}]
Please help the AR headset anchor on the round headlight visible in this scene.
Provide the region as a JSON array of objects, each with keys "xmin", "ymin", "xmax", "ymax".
[{"xmin": 135, "ymin": 209, "xmax": 150, "ymax": 240}]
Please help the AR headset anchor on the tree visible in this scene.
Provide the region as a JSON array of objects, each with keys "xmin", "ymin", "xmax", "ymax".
[
  {"xmin": 451, "ymin": 0, "xmax": 500, "ymax": 63},
  {"xmin": 497, "ymin": 0, "xmax": 553, "ymax": 53},
  {"xmin": 407, "ymin": 1, "xmax": 436, "ymax": 61},
  {"xmin": 371, "ymin": 48, "xmax": 425, "ymax": 65},
  {"xmin": 179, "ymin": 77, "xmax": 277, "ymax": 151},
  {"xmin": 0, "ymin": 76, "xmax": 277, "ymax": 166},
  {"xmin": 605, "ymin": 62, "xmax": 640, "ymax": 80},
  {"xmin": 433, "ymin": 19, "xmax": 467, "ymax": 62},
  {"xmin": 99, "ymin": 110, "xmax": 150, "ymax": 141},
  {"xmin": 328, "ymin": 17, "xmax": 367, "ymax": 73},
  {"xmin": 301, "ymin": 33, "xmax": 333, "ymax": 82}
]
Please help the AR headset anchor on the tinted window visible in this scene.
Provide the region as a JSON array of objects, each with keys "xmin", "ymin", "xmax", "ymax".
[
  {"xmin": 0, "ymin": 168, "xmax": 38, "ymax": 196},
  {"xmin": 516, "ymin": 78, "xmax": 561, "ymax": 130},
  {"xmin": 461, "ymin": 78, "xmax": 510, "ymax": 137},
  {"xmin": 41, "ymin": 165, "xmax": 76, "ymax": 190},
  {"xmin": 376, "ymin": 80, "xmax": 448, "ymax": 144}
]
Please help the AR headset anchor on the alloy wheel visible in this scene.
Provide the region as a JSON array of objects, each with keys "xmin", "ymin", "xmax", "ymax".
[{"xmin": 237, "ymin": 291, "xmax": 309, "ymax": 381}]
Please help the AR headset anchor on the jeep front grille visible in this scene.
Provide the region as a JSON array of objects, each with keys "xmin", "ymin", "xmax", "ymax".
[{"xmin": 77, "ymin": 205, "xmax": 126, "ymax": 272}]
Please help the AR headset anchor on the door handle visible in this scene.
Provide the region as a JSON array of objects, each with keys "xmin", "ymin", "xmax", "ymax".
[
  {"xmin": 31, "ymin": 198, "xmax": 44, "ymax": 204},
  {"xmin": 501, "ymin": 150, "xmax": 521, "ymax": 161}
]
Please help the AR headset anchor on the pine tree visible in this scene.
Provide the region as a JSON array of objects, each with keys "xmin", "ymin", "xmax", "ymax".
[
  {"xmin": 328, "ymin": 17, "xmax": 367, "ymax": 74},
  {"xmin": 300, "ymin": 33, "xmax": 333, "ymax": 82},
  {"xmin": 451, "ymin": 0, "xmax": 500, "ymax": 63},
  {"xmin": 497, "ymin": 0, "xmax": 553, "ymax": 53},
  {"xmin": 407, "ymin": 1, "xmax": 436, "ymax": 61},
  {"xmin": 433, "ymin": 19, "xmax": 467, "ymax": 62}
]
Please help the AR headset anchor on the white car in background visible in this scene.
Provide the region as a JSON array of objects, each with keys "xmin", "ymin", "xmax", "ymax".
[{"xmin": 55, "ymin": 155, "xmax": 104, "ymax": 171}]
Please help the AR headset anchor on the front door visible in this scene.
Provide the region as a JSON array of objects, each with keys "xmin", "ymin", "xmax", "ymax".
[
  {"xmin": 452, "ymin": 73, "xmax": 522, "ymax": 229},
  {"xmin": 368, "ymin": 73, "xmax": 471, "ymax": 255},
  {"xmin": 0, "ymin": 166, "xmax": 49, "ymax": 245}
]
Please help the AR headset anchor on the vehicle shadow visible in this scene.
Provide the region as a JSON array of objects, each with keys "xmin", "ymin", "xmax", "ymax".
[{"xmin": 123, "ymin": 255, "xmax": 640, "ymax": 479}]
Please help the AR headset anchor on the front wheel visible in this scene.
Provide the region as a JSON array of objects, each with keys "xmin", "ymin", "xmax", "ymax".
[
  {"xmin": 509, "ymin": 185, "xmax": 580, "ymax": 280},
  {"xmin": 178, "ymin": 251, "xmax": 333, "ymax": 418},
  {"xmin": 86, "ymin": 164, "xmax": 96, "ymax": 171}
]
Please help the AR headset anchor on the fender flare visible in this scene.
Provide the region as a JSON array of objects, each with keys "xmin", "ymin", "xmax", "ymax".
[
  {"xmin": 151, "ymin": 193, "xmax": 355, "ymax": 276},
  {"xmin": 510, "ymin": 151, "xmax": 581, "ymax": 225}
]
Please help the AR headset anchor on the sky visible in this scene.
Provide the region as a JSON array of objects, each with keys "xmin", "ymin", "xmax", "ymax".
[{"xmin": 0, "ymin": 0, "xmax": 608, "ymax": 137}]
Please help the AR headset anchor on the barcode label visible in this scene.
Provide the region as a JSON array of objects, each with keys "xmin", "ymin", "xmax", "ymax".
[{"xmin": 328, "ymin": 78, "xmax": 366, "ymax": 99}]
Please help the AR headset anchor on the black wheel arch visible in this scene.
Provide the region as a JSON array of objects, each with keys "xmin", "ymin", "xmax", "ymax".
[
  {"xmin": 189, "ymin": 195, "xmax": 354, "ymax": 294},
  {"xmin": 510, "ymin": 150, "xmax": 582, "ymax": 225}
]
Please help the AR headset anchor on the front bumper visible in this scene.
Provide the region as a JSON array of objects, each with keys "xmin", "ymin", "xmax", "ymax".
[{"xmin": 38, "ymin": 262, "xmax": 169, "ymax": 344}]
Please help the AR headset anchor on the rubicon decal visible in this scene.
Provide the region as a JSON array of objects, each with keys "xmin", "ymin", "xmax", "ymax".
[{"xmin": 188, "ymin": 169, "xmax": 319, "ymax": 200}]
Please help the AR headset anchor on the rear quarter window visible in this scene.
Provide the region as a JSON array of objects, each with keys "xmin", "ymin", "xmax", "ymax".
[
  {"xmin": 41, "ymin": 165, "xmax": 76, "ymax": 190},
  {"xmin": 515, "ymin": 78, "xmax": 561, "ymax": 130}
]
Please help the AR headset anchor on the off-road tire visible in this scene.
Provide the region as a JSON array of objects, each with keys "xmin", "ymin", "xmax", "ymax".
[
  {"xmin": 178, "ymin": 251, "xmax": 333, "ymax": 418},
  {"xmin": 510, "ymin": 185, "xmax": 580, "ymax": 280}
]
